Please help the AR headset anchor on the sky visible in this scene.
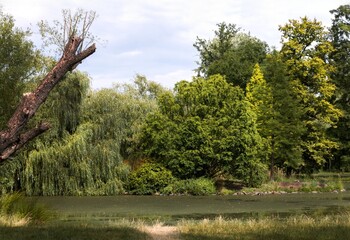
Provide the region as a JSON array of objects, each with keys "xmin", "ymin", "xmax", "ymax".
[{"xmin": 1, "ymin": 0, "xmax": 349, "ymax": 90}]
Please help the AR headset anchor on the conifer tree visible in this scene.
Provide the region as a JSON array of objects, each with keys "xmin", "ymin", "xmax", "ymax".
[
  {"xmin": 262, "ymin": 52, "xmax": 306, "ymax": 176},
  {"xmin": 246, "ymin": 64, "xmax": 274, "ymax": 178}
]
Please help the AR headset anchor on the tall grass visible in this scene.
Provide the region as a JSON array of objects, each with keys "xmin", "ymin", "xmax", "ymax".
[
  {"xmin": 178, "ymin": 214, "xmax": 350, "ymax": 240},
  {"xmin": 0, "ymin": 192, "xmax": 52, "ymax": 226},
  {"xmin": 1, "ymin": 214, "xmax": 350, "ymax": 239}
]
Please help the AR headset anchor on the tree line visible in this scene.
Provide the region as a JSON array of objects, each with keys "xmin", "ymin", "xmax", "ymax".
[{"xmin": 0, "ymin": 5, "xmax": 350, "ymax": 195}]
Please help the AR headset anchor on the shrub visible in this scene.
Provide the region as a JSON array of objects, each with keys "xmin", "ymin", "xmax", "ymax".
[
  {"xmin": 162, "ymin": 178, "xmax": 216, "ymax": 196},
  {"xmin": 128, "ymin": 163, "xmax": 174, "ymax": 195},
  {"xmin": 235, "ymin": 160, "xmax": 268, "ymax": 187}
]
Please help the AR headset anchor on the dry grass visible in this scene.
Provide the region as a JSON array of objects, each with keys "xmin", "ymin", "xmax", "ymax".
[
  {"xmin": 0, "ymin": 214, "xmax": 30, "ymax": 227},
  {"xmin": 142, "ymin": 223, "xmax": 179, "ymax": 240},
  {"xmin": 178, "ymin": 214, "xmax": 350, "ymax": 240}
]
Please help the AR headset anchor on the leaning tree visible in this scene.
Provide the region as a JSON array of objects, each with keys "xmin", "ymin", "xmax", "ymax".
[{"xmin": 0, "ymin": 9, "xmax": 97, "ymax": 162}]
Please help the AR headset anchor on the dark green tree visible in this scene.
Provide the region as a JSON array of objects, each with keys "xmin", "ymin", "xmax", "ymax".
[
  {"xmin": 141, "ymin": 75, "xmax": 267, "ymax": 187},
  {"xmin": 329, "ymin": 5, "xmax": 350, "ymax": 170},
  {"xmin": 194, "ymin": 22, "xmax": 268, "ymax": 88},
  {"xmin": 261, "ymin": 52, "xmax": 306, "ymax": 176}
]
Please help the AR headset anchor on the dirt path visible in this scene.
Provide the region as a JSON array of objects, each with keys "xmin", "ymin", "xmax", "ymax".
[{"xmin": 142, "ymin": 224, "xmax": 180, "ymax": 240}]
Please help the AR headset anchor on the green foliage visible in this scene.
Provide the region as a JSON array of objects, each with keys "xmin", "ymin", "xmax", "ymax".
[
  {"xmin": 329, "ymin": 5, "xmax": 350, "ymax": 170},
  {"xmin": 259, "ymin": 52, "xmax": 306, "ymax": 175},
  {"xmin": 114, "ymin": 75, "xmax": 165, "ymax": 169},
  {"xmin": 194, "ymin": 22, "xmax": 268, "ymax": 88},
  {"xmin": 3, "ymin": 6, "xmax": 350, "ymax": 195},
  {"xmin": 0, "ymin": 158, "xmax": 22, "ymax": 194},
  {"xmin": 234, "ymin": 160, "xmax": 268, "ymax": 187},
  {"xmin": 246, "ymin": 64, "xmax": 273, "ymax": 166},
  {"xmin": 141, "ymin": 75, "xmax": 267, "ymax": 186},
  {"xmin": 128, "ymin": 163, "xmax": 174, "ymax": 195},
  {"xmin": 2, "ymin": 75, "xmax": 160, "ymax": 196},
  {"xmin": 279, "ymin": 17, "xmax": 342, "ymax": 171},
  {"xmin": 23, "ymin": 122, "xmax": 129, "ymax": 196},
  {"xmin": 22, "ymin": 86, "xmax": 134, "ymax": 196},
  {"xmin": 31, "ymin": 70, "xmax": 90, "ymax": 139},
  {"xmin": 0, "ymin": 10, "xmax": 42, "ymax": 129},
  {"xmin": 0, "ymin": 192, "xmax": 52, "ymax": 223},
  {"xmin": 162, "ymin": 178, "xmax": 216, "ymax": 196},
  {"xmin": 54, "ymin": 72, "xmax": 90, "ymax": 136}
]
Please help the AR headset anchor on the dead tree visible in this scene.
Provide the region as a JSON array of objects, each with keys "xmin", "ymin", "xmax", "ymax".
[{"xmin": 0, "ymin": 36, "xmax": 96, "ymax": 162}]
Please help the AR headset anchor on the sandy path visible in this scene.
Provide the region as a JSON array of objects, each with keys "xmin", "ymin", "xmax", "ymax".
[{"xmin": 142, "ymin": 224, "xmax": 180, "ymax": 240}]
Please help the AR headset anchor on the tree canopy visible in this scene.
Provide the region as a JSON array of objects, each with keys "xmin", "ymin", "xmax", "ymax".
[
  {"xmin": 141, "ymin": 75, "xmax": 267, "ymax": 186},
  {"xmin": 194, "ymin": 22, "xmax": 268, "ymax": 88},
  {"xmin": 2, "ymin": 5, "xmax": 350, "ymax": 195},
  {"xmin": 279, "ymin": 17, "xmax": 342, "ymax": 170}
]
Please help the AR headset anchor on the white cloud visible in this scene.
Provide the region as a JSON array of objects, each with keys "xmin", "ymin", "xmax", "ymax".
[
  {"xmin": 116, "ymin": 50, "xmax": 142, "ymax": 58},
  {"xmin": 152, "ymin": 69, "xmax": 194, "ymax": 89},
  {"xmin": 1, "ymin": 0, "xmax": 349, "ymax": 90}
]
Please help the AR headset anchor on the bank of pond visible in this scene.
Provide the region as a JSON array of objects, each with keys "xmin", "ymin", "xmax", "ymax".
[
  {"xmin": 1, "ymin": 192, "xmax": 350, "ymax": 240},
  {"xmin": 1, "ymin": 173, "xmax": 350, "ymax": 239}
]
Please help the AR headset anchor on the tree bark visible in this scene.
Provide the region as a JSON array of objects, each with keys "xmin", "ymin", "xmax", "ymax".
[{"xmin": 0, "ymin": 36, "xmax": 96, "ymax": 162}]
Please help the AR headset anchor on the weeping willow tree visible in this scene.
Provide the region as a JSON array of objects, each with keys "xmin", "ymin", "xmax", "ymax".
[
  {"xmin": 0, "ymin": 73, "xmax": 161, "ymax": 196},
  {"xmin": 23, "ymin": 122, "xmax": 129, "ymax": 196},
  {"xmin": 17, "ymin": 75, "xmax": 160, "ymax": 196}
]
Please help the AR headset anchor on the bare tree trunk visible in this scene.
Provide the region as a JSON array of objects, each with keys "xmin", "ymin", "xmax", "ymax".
[{"xmin": 0, "ymin": 36, "xmax": 96, "ymax": 162}]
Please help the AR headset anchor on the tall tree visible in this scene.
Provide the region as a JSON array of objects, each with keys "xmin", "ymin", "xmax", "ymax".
[
  {"xmin": 246, "ymin": 64, "xmax": 275, "ymax": 177},
  {"xmin": 194, "ymin": 22, "xmax": 268, "ymax": 88},
  {"xmin": 141, "ymin": 75, "xmax": 267, "ymax": 187},
  {"xmin": 279, "ymin": 17, "xmax": 342, "ymax": 171},
  {"xmin": 246, "ymin": 64, "xmax": 272, "ymax": 135},
  {"xmin": 0, "ymin": 9, "xmax": 96, "ymax": 162},
  {"xmin": 329, "ymin": 5, "xmax": 350, "ymax": 170},
  {"xmin": 0, "ymin": 10, "xmax": 41, "ymax": 130},
  {"xmin": 117, "ymin": 74, "xmax": 166, "ymax": 170},
  {"xmin": 261, "ymin": 52, "xmax": 306, "ymax": 176}
]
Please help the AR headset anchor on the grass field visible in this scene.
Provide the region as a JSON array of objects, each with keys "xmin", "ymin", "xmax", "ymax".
[
  {"xmin": 1, "ymin": 214, "xmax": 350, "ymax": 240},
  {"xmin": 178, "ymin": 214, "xmax": 350, "ymax": 240},
  {"xmin": 0, "ymin": 223, "xmax": 150, "ymax": 240}
]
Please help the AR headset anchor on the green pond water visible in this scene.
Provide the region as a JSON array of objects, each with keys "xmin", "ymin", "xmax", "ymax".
[
  {"xmin": 35, "ymin": 174, "xmax": 350, "ymax": 224},
  {"xmin": 37, "ymin": 191, "xmax": 350, "ymax": 224}
]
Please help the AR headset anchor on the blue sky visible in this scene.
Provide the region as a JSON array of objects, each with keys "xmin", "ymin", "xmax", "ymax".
[{"xmin": 1, "ymin": 0, "xmax": 349, "ymax": 90}]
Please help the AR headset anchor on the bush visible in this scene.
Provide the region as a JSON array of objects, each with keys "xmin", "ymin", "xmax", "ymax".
[
  {"xmin": 128, "ymin": 163, "xmax": 174, "ymax": 195},
  {"xmin": 162, "ymin": 178, "xmax": 216, "ymax": 196},
  {"xmin": 235, "ymin": 160, "xmax": 268, "ymax": 187}
]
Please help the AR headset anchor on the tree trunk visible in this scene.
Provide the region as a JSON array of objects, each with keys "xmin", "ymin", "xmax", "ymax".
[
  {"xmin": 0, "ymin": 36, "xmax": 96, "ymax": 162},
  {"xmin": 269, "ymin": 136, "xmax": 275, "ymax": 181}
]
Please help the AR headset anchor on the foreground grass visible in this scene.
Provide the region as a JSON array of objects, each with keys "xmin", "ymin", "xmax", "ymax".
[
  {"xmin": 1, "ymin": 214, "xmax": 350, "ymax": 240},
  {"xmin": 0, "ymin": 221, "xmax": 151, "ymax": 240},
  {"xmin": 178, "ymin": 214, "xmax": 350, "ymax": 240}
]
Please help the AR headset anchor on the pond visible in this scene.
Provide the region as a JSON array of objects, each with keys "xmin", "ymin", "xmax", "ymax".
[{"xmin": 37, "ymin": 191, "xmax": 350, "ymax": 224}]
